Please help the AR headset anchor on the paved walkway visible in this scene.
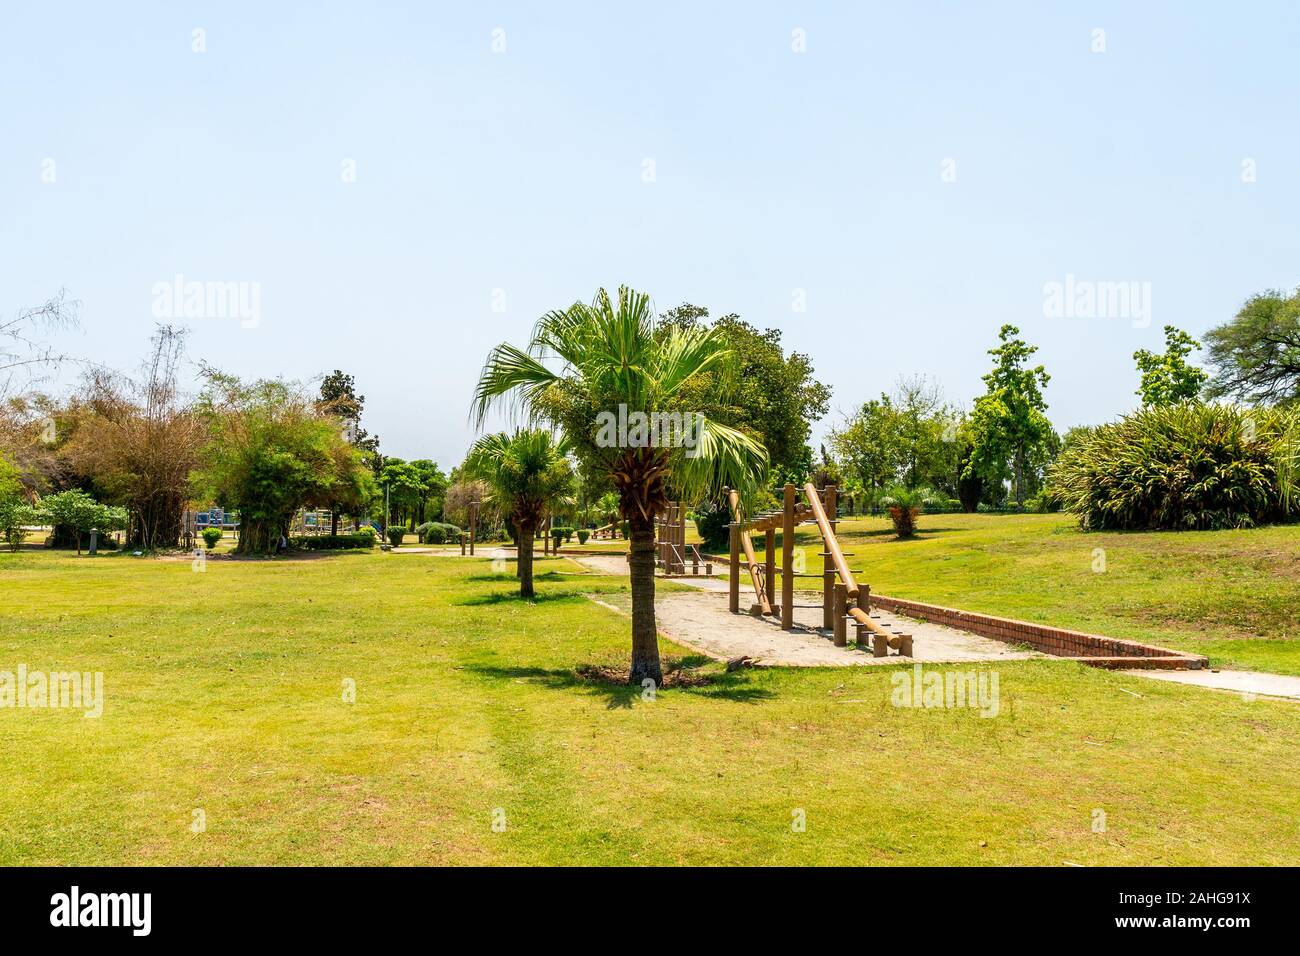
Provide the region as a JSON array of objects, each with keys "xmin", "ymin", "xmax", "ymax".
[{"xmin": 1126, "ymin": 668, "xmax": 1300, "ymax": 701}]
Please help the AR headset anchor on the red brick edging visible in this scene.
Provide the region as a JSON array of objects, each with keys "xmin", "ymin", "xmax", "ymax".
[{"xmin": 868, "ymin": 594, "xmax": 1207, "ymax": 670}]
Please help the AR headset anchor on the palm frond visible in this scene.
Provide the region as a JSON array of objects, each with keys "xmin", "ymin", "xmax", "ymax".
[
  {"xmin": 672, "ymin": 415, "xmax": 769, "ymax": 506},
  {"xmin": 472, "ymin": 343, "xmax": 557, "ymax": 428}
]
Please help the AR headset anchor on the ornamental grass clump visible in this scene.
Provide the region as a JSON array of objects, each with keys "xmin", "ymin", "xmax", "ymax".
[{"xmin": 1048, "ymin": 403, "xmax": 1299, "ymax": 530}]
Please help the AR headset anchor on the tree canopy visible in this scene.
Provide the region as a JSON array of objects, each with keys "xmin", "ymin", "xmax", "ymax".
[
  {"xmin": 658, "ymin": 304, "xmax": 829, "ymax": 482},
  {"xmin": 191, "ymin": 373, "xmax": 375, "ymax": 555},
  {"xmin": 1134, "ymin": 325, "xmax": 1207, "ymax": 407},
  {"xmin": 1204, "ymin": 288, "xmax": 1300, "ymax": 406},
  {"xmin": 966, "ymin": 324, "xmax": 1053, "ymax": 509}
]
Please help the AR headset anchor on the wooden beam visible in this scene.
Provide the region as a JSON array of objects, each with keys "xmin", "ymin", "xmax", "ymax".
[
  {"xmin": 728, "ymin": 514, "xmax": 740, "ymax": 614},
  {"xmin": 833, "ymin": 582, "xmax": 847, "ymax": 647},
  {"xmin": 781, "ymin": 484, "xmax": 795, "ymax": 630},
  {"xmin": 727, "ymin": 489, "xmax": 770, "ymax": 615},
  {"xmin": 803, "ymin": 482, "xmax": 856, "ymax": 597},
  {"xmin": 764, "ymin": 527, "xmax": 776, "ymax": 618}
]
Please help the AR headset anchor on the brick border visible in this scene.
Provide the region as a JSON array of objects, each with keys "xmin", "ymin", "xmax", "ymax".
[{"xmin": 869, "ymin": 594, "xmax": 1207, "ymax": 670}]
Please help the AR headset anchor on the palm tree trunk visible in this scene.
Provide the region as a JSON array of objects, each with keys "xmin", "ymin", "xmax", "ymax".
[
  {"xmin": 517, "ymin": 519, "xmax": 535, "ymax": 598},
  {"xmin": 627, "ymin": 520, "xmax": 663, "ymax": 686}
]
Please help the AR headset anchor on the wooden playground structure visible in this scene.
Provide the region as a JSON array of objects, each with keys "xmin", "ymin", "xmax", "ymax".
[
  {"xmin": 654, "ymin": 502, "xmax": 713, "ymax": 576},
  {"xmin": 724, "ymin": 483, "xmax": 913, "ymax": 657}
]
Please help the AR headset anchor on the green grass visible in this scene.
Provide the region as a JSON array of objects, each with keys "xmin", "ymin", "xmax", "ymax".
[
  {"xmin": 1, "ymin": 541, "xmax": 1298, "ymax": 865},
  {"xmin": 735, "ymin": 512, "xmax": 1300, "ymax": 675}
]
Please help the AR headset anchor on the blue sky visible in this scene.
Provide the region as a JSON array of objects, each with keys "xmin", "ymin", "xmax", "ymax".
[{"xmin": 4, "ymin": 1, "xmax": 1298, "ymax": 466}]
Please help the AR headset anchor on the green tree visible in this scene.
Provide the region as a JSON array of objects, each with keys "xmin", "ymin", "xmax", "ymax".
[
  {"xmin": 474, "ymin": 285, "xmax": 768, "ymax": 684},
  {"xmin": 830, "ymin": 377, "xmax": 962, "ymax": 506},
  {"xmin": 829, "ymin": 397, "xmax": 902, "ymax": 501},
  {"xmin": 464, "ymin": 430, "xmax": 573, "ymax": 598},
  {"xmin": 967, "ymin": 325, "xmax": 1053, "ymax": 510},
  {"xmin": 660, "ymin": 304, "xmax": 829, "ymax": 479},
  {"xmin": 1134, "ymin": 325, "xmax": 1208, "ymax": 406},
  {"xmin": 379, "ymin": 458, "xmax": 446, "ymax": 530},
  {"xmin": 0, "ymin": 455, "xmax": 42, "ymax": 551},
  {"xmin": 192, "ymin": 374, "xmax": 375, "ymax": 555},
  {"xmin": 1204, "ymin": 288, "xmax": 1300, "ymax": 406},
  {"xmin": 318, "ymin": 370, "xmax": 382, "ymax": 532},
  {"xmin": 41, "ymin": 489, "xmax": 127, "ymax": 554},
  {"xmin": 408, "ymin": 459, "xmax": 448, "ymax": 526}
]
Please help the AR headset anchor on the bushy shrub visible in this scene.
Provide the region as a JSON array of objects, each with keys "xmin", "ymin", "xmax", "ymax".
[
  {"xmin": 576, "ymin": 529, "xmax": 590, "ymax": 544},
  {"xmin": 291, "ymin": 532, "xmax": 377, "ymax": 550},
  {"xmin": 0, "ymin": 501, "xmax": 45, "ymax": 552},
  {"xmin": 420, "ymin": 522, "xmax": 462, "ymax": 544},
  {"xmin": 550, "ymin": 526, "xmax": 574, "ymax": 546},
  {"xmin": 1048, "ymin": 403, "xmax": 1298, "ymax": 530},
  {"xmin": 386, "ymin": 526, "xmax": 406, "ymax": 547},
  {"xmin": 692, "ymin": 499, "xmax": 731, "ymax": 551},
  {"xmin": 1025, "ymin": 490, "xmax": 1061, "ymax": 514},
  {"xmin": 201, "ymin": 527, "xmax": 223, "ymax": 549}
]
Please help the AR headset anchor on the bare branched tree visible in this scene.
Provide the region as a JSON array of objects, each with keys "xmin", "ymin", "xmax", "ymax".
[
  {"xmin": 63, "ymin": 325, "xmax": 206, "ymax": 548},
  {"xmin": 0, "ymin": 289, "xmax": 79, "ymax": 398}
]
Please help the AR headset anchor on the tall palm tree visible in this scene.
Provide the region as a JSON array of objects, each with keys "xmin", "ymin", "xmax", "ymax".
[
  {"xmin": 474, "ymin": 286, "xmax": 768, "ymax": 684},
  {"xmin": 464, "ymin": 429, "xmax": 573, "ymax": 598}
]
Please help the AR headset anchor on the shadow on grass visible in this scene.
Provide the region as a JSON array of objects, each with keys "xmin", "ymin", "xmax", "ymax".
[
  {"xmin": 462, "ymin": 570, "xmax": 568, "ymax": 584},
  {"xmin": 839, "ymin": 526, "xmax": 965, "ymax": 540},
  {"xmin": 464, "ymin": 662, "xmax": 776, "ymax": 709},
  {"xmin": 453, "ymin": 588, "xmax": 587, "ymax": 607}
]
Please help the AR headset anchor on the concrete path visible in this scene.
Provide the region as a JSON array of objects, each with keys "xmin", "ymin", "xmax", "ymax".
[
  {"xmin": 571, "ymin": 553, "xmax": 1038, "ymax": 667},
  {"xmin": 1126, "ymin": 668, "xmax": 1300, "ymax": 701}
]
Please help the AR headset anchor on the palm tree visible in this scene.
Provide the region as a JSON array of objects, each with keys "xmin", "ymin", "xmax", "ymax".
[
  {"xmin": 464, "ymin": 429, "xmax": 573, "ymax": 598},
  {"xmin": 474, "ymin": 285, "xmax": 768, "ymax": 684}
]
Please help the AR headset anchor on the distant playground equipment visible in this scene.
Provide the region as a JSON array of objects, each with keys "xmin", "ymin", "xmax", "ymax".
[
  {"xmin": 724, "ymin": 482, "xmax": 913, "ymax": 658},
  {"xmin": 289, "ymin": 509, "xmax": 335, "ymax": 536},
  {"xmin": 654, "ymin": 502, "xmax": 712, "ymax": 576},
  {"xmin": 193, "ymin": 507, "xmax": 239, "ymax": 531}
]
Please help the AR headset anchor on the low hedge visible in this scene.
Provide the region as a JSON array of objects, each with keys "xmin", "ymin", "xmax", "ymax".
[{"xmin": 292, "ymin": 532, "xmax": 376, "ymax": 551}]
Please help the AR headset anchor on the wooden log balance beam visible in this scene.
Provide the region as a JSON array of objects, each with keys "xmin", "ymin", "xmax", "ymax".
[
  {"xmin": 802, "ymin": 482, "xmax": 857, "ymax": 598},
  {"xmin": 726, "ymin": 487, "xmax": 771, "ymax": 615}
]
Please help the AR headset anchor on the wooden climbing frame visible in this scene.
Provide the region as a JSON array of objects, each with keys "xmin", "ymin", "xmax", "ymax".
[
  {"xmin": 724, "ymin": 483, "xmax": 913, "ymax": 657},
  {"xmin": 655, "ymin": 501, "xmax": 713, "ymax": 577}
]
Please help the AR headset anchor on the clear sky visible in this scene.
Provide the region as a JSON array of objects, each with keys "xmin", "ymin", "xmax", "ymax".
[{"xmin": 4, "ymin": 1, "xmax": 1298, "ymax": 466}]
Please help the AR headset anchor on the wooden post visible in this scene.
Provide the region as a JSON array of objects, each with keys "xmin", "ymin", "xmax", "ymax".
[
  {"xmin": 822, "ymin": 485, "xmax": 837, "ymax": 630},
  {"xmin": 833, "ymin": 582, "xmax": 847, "ymax": 647},
  {"xmin": 681, "ymin": 502, "xmax": 691, "ymax": 574},
  {"xmin": 764, "ymin": 528, "xmax": 776, "ymax": 618},
  {"xmin": 728, "ymin": 518, "xmax": 740, "ymax": 614},
  {"xmin": 855, "ymin": 584, "xmax": 870, "ymax": 646},
  {"xmin": 469, "ymin": 502, "xmax": 477, "ymax": 555},
  {"xmin": 669, "ymin": 502, "xmax": 680, "ymax": 574},
  {"xmin": 460, "ymin": 533, "xmax": 466, "ymax": 556},
  {"xmin": 781, "ymin": 483, "xmax": 795, "ymax": 630}
]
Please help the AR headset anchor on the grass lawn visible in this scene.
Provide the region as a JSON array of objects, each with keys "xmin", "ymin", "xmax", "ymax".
[
  {"xmin": 728, "ymin": 512, "xmax": 1300, "ymax": 676},
  {"xmin": 1, "ymin": 542, "xmax": 1298, "ymax": 865}
]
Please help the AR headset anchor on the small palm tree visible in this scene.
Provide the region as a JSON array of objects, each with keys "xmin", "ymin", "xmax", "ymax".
[
  {"xmin": 475, "ymin": 285, "xmax": 768, "ymax": 684},
  {"xmin": 881, "ymin": 485, "xmax": 923, "ymax": 538},
  {"xmin": 464, "ymin": 429, "xmax": 573, "ymax": 598}
]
